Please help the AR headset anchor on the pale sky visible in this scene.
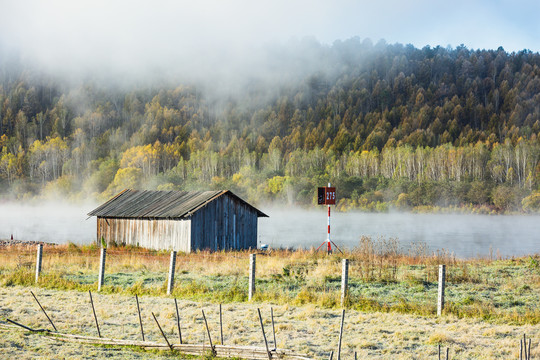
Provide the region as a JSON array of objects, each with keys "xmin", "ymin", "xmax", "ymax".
[{"xmin": 1, "ymin": 0, "xmax": 538, "ymax": 80}]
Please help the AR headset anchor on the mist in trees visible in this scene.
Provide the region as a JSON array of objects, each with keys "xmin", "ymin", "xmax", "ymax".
[{"xmin": 0, "ymin": 40, "xmax": 539, "ymax": 213}]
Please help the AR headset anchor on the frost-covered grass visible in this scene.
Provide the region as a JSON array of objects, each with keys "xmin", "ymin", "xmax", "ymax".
[
  {"xmin": 0, "ymin": 286, "xmax": 539, "ymax": 359},
  {"xmin": 0, "ymin": 243, "xmax": 539, "ymax": 325}
]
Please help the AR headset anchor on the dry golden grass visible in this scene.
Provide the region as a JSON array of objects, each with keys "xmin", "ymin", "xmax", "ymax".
[
  {"xmin": 1, "ymin": 245, "xmax": 539, "ymax": 305},
  {"xmin": 0, "ymin": 241, "xmax": 486, "ymax": 281},
  {"xmin": 0, "ymin": 240, "xmax": 539, "ymax": 360},
  {"xmin": 1, "ymin": 285, "xmax": 539, "ymax": 359}
]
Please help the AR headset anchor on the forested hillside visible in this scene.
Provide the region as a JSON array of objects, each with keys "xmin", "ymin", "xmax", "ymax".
[{"xmin": 0, "ymin": 39, "xmax": 539, "ymax": 212}]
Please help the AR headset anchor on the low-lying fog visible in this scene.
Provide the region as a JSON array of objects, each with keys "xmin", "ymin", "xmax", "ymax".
[
  {"xmin": 0, "ymin": 202, "xmax": 98, "ymax": 245},
  {"xmin": 1, "ymin": 203, "xmax": 538, "ymax": 258},
  {"xmin": 259, "ymin": 208, "xmax": 540, "ymax": 258}
]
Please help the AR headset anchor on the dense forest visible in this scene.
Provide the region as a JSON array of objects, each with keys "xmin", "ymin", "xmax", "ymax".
[{"xmin": 0, "ymin": 39, "xmax": 539, "ymax": 212}]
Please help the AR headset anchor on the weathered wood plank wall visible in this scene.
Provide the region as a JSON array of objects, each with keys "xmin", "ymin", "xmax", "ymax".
[
  {"xmin": 190, "ymin": 195, "xmax": 258, "ymax": 251},
  {"xmin": 97, "ymin": 193, "xmax": 259, "ymax": 252},
  {"xmin": 97, "ymin": 218, "xmax": 191, "ymax": 252}
]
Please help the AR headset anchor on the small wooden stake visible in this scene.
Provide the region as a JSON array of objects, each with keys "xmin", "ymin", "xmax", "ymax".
[
  {"xmin": 523, "ymin": 334, "xmax": 527, "ymax": 360},
  {"xmin": 522, "ymin": 334, "xmax": 531, "ymax": 360},
  {"xmin": 219, "ymin": 303, "xmax": 223, "ymax": 345},
  {"xmin": 446, "ymin": 347, "xmax": 449, "ymax": 360},
  {"xmin": 30, "ymin": 291, "xmax": 57, "ymax": 332},
  {"xmin": 354, "ymin": 352, "xmax": 357, "ymax": 360},
  {"xmin": 89, "ymin": 290, "xmax": 101, "ymax": 338},
  {"xmin": 152, "ymin": 312, "xmax": 173, "ymax": 351},
  {"xmin": 135, "ymin": 295, "xmax": 144, "ymax": 341},
  {"xmin": 271, "ymin": 307, "xmax": 277, "ymax": 351},
  {"xmin": 337, "ymin": 309, "xmax": 345, "ymax": 360},
  {"xmin": 175, "ymin": 298, "xmax": 182, "ymax": 344},
  {"xmin": 438, "ymin": 344, "xmax": 441, "ymax": 360},
  {"xmin": 328, "ymin": 350, "xmax": 333, "ymax": 360},
  {"xmin": 257, "ymin": 308, "xmax": 272, "ymax": 360},
  {"xmin": 6, "ymin": 318, "xmax": 48, "ymax": 332},
  {"xmin": 201, "ymin": 309, "xmax": 215, "ymax": 353}
]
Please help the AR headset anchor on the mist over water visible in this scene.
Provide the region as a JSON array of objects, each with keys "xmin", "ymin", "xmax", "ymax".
[
  {"xmin": 0, "ymin": 202, "xmax": 97, "ymax": 244},
  {"xmin": 258, "ymin": 208, "xmax": 540, "ymax": 258},
  {"xmin": 1, "ymin": 202, "xmax": 538, "ymax": 258}
]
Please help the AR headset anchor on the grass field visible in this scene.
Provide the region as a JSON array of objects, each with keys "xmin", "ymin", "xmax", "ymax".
[
  {"xmin": 1, "ymin": 286, "xmax": 538, "ymax": 359},
  {"xmin": 0, "ymin": 240, "xmax": 539, "ymax": 359}
]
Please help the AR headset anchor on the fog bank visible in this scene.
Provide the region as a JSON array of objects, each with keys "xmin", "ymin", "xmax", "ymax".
[
  {"xmin": 1, "ymin": 202, "xmax": 538, "ymax": 258},
  {"xmin": 258, "ymin": 208, "xmax": 540, "ymax": 258},
  {"xmin": 0, "ymin": 201, "xmax": 97, "ymax": 244},
  {"xmin": 1, "ymin": 0, "xmax": 538, "ymax": 91}
]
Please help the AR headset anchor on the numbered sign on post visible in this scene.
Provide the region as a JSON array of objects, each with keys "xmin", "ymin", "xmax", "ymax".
[{"xmin": 318, "ymin": 187, "xmax": 336, "ymax": 205}]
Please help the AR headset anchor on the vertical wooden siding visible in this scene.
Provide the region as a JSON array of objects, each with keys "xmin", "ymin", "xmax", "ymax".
[
  {"xmin": 97, "ymin": 218, "xmax": 191, "ymax": 253},
  {"xmin": 96, "ymin": 193, "xmax": 260, "ymax": 252},
  {"xmin": 190, "ymin": 195, "xmax": 258, "ymax": 251}
]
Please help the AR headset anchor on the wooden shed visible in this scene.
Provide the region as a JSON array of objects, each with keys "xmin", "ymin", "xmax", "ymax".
[{"xmin": 88, "ymin": 189, "xmax": 268, "ymax": 252}]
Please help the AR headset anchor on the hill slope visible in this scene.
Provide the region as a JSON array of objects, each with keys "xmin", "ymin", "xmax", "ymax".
[{"xmin": 0, "ymin": 40, "xmax": 539, "ymax": 211}]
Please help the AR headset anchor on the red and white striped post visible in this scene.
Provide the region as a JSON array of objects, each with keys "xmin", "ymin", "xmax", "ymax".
[{"xmin": 327, "ymin": 183, "xmax": 332, "ymax": 254}]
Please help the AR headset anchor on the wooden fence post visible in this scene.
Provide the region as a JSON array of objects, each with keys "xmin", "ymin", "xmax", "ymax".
[
  {"xmin": 167, "ymin": 251, "xmax": 177, "ymax": 295},
  {"xmin": 249, "ymin": 254, "xmax": 256, "ymax": 301},
  {"xmin": 437, "ymin": 264, "xmax": 446, "ymax": 316},
  {"xmin": 35, "ymin": 243, "xmax": 43, "ymax": 283},
  {"xmin": 98, "ymin": 248, "xmax": 106, "ymax": 291},
  {"xmin": 271, "ymin": 307, "xmax": 276, "ymax": 351},
  {"xmin": 341, "ymin": 259, "xmax": 349, "ymax": 307}
]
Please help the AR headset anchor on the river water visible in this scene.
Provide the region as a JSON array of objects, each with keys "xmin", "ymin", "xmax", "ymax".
[
  {"xmin": 1, "ymin": 203, "xmax": 538, "ymax": 258},
  {"xmin": 258, "ymin": 208, "xmax": 540, "ymax": 258}
]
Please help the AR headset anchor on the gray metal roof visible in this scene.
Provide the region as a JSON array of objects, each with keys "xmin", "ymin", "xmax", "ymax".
[{"xmin": 88, "ymin": 189, "xmax": 268, "ymax": 219}]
